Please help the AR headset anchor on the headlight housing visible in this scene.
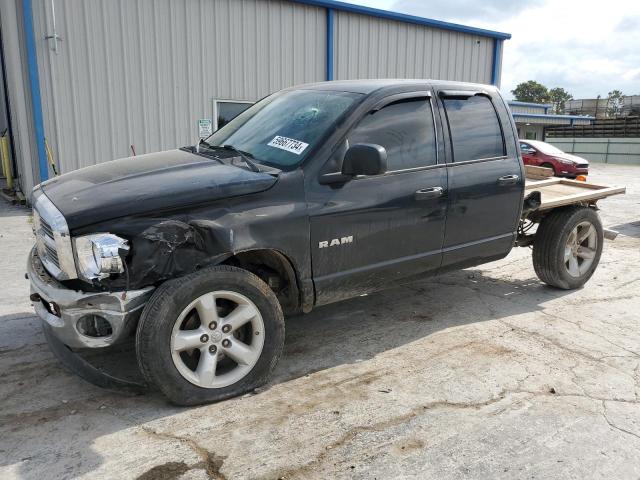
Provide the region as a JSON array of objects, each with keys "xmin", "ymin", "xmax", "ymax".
[
  {"xmin": 73, "ymin": 234, "xmax": 130, "ymax": 281},
  {"xmin": 554, "ymin": 157, "xmax": 574, "ymax": 165}
]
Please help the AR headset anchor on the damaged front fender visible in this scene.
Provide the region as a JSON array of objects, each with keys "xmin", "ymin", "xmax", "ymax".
[
  {"xmin": 69, "ymin": 169, "xmax": 312, "ymax": 308},
  {"xmin": 121, "ymin": 218, "xmax": 235, "ymax": 287}
]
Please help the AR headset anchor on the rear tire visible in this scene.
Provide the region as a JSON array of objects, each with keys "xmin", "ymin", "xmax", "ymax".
[
  {"xmin": 532, "ymin": 206, "xmax": 603, "ymax": 289},
  {"xmin": 136, "ymin": 265, "xmax": 284, "ymax": 405}
]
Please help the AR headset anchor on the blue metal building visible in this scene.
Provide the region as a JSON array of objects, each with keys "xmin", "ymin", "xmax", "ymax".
[{"xmin": 0, "ymin": 0, "xmax": 510, "ymax": 195}]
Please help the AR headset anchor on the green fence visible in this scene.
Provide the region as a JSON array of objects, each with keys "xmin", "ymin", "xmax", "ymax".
[{"xmin": 545, "ymin": 137, "xmax": 640, "ymax": 165}]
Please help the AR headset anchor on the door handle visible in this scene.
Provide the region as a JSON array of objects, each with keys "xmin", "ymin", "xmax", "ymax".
[
  {"xmin": 414, "ymin": 186, "xmax": 443, "ymax": 200},
  {"xmin": 497, "ymin": 174, "xmax": 520, "ymax": 185}
]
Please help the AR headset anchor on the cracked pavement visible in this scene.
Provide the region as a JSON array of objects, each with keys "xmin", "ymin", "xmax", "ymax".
[{"xmin": 1, "ymin": 163, "xmax": 639, "ymax": 479}]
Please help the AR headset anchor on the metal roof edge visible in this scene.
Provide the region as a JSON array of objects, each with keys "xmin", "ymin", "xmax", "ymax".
[
  {"xmin": 512, "ymin": 112, "xmax": 595, "ymax": 120},
  {"xmin": 508, "ymin": 100, "xmax": 553, "ymax": 108},
  {"xmin": 289, "ymin": 0, "xmax": 512, "ymax": 40}
]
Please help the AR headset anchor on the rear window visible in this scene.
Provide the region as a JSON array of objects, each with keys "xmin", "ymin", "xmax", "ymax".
[{"xmin": 443, "ymin": 96, "xmax": 505, "ymax": 162}]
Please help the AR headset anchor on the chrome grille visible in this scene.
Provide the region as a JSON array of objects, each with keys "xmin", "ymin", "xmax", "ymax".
[
  {"xmin": 32, "ymin": 189, "xmax": 77, "ymax": 280},
  {"xmin": 36, "ymin": 215, "xmax": 60, "ymax": 267},
  {"xmin": 40, "ymin": 217, "xmax": 55, "ymax": 239},
  {"xmin": 43, "ymin": 242, "xmax": 60, "ymax": 268}
]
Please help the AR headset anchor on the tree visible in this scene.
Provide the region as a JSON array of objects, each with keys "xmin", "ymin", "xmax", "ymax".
[
  {"xmin": 548, "ymin": 87, "xmax": 573, "ymax": 114},
  {"xmin": 511, "ymin": 80, "xmax": 549, "ymax": 104},
  {"xmin": 606, "ymin": 90, "xmax": 624, "ymax": 117}
]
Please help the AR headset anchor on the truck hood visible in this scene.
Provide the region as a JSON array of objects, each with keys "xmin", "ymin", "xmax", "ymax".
[{"xmin": 40, "ymin": 149, "xmax": 278, "ymax": 230}]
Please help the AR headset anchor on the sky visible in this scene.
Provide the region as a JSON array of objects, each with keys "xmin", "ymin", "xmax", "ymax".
[{"xmin": 349, "ymin": 0, "xmax": 640, "ymax": 99}]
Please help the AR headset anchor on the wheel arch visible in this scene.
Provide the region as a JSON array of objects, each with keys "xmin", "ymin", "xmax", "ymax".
[
  {"xmin": 214, "ymin": 248, "xmax": 307, "ymax": 316},
  {"xmin": 540, "ymin": 162, "xmax": 557, "ymax": 175}
]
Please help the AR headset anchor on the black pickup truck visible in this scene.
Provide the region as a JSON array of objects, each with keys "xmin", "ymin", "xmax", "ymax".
[{"xmin": 28, "ymin": 80, "xmax": 614, "ymax": 405}]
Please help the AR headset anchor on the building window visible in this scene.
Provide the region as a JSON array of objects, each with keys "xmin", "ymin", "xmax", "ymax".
[
  {"xmin": 442, "ymin": 95, "xmax": 505, "ymax": 162},
  {"xmin": 525, "ymin": 131, "xmax": 537, "ymax": 140},
  {"xmin": 213, "ymin": 100, "xmax": 254, "ymax": 130},
  {"xmin": 347, "ymin": 98, "xmax": 437, "ymax": 171}
]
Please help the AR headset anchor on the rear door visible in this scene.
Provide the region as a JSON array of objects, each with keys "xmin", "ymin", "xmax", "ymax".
[
  {"xmin": 436, "ymin": 90, "xmax": 524, "ymax": 269},
  {"xmin": 306, "ymin": 93, "xmax": 448, "ymax": 305}
]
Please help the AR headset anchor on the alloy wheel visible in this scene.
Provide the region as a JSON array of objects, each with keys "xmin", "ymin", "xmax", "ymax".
[
  {"xmin": 170, "ymin": 290, "xmax": 265, "ymax": 388},
  {"xmin": 564, "ymin": 221, "xmax": 597, "ymax": 277}
]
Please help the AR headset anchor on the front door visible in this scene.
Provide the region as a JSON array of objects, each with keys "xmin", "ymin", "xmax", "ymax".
[
  {"xmin": 307, "ymin": 95, "xmax": 448, "ymax": 305},
  {"xmin": 519, "ymin": 141, "xmax": 538, "ymax": 166}
]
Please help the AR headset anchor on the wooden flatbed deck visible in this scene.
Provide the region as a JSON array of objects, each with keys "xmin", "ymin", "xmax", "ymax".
[{"xmin": 524, "ymin": 177, "xmax": 626, "ymax": 211}]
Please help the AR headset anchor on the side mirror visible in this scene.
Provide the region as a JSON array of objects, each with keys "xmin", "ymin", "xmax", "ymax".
[{"xmin": 342, "ymin": 143, "xmax": 387, "ymax": 176}]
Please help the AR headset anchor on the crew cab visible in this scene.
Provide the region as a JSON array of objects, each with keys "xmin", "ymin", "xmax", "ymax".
[
  {"xmin": 27, "ymin": 80, "xmax": 621, "ymax": 405},
  {"xmin": 520, "ymin": 139, "xmax": 589, "ymax": 178}
]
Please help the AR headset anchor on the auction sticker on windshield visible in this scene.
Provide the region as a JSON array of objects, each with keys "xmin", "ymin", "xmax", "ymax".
[{"xmin": 267, "ymin": 136, "xmax": 309, "ymax": 155}]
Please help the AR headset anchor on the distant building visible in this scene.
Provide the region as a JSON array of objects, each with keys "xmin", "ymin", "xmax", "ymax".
[
  {"xmin": 565, "ymin": 96, "xmax": 640, "ymax": 118},
  {"xmin": 508, "ymin": 101, "xmax": 594, "ymax": 140}
]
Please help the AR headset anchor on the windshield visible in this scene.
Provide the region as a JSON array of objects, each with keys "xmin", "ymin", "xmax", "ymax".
[
  {"xmin": 205, "ymin": 89, "xmax": 362, "ymax": 168},
  {"xmin": 528, "ymin": 140, "xmax": 565, "ymax": 155}
]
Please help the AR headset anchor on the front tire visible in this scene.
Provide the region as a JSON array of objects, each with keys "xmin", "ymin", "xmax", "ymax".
[
  {"xmin": 532, "ymin": 206, "xmax": 603, "ymax": 289},
  {"xmin": 541, "ymin": 162, "xmax": 557, "ymax": 176},
  {"xmin": 136, "ymin": 265, "xmax": 284, "ymax": 405}
]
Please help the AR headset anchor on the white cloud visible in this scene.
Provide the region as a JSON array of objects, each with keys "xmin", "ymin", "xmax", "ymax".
[{"xmin": 348, "ymin": 0, "xmax": 640, "ymax": 98}]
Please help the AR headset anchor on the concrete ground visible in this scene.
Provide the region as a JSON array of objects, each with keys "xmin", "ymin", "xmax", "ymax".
[{"xmin": 1, "ymin": 163, "xmax": 639, "ymax": 480}]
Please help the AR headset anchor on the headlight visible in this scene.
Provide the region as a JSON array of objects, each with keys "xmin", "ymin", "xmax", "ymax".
[
  {"xmin": 73, "ymin": 234, "xmax": 130, "ymax": 281},
  {"xmin": 554, "ymin": 157, "xmax": 574, "ymax": 165}
]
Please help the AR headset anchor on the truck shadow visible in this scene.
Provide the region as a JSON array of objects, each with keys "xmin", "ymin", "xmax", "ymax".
[
  {"xmin": 273, "ymin": 267, "xmax": 574, "ymax": 383},
  {"xmin": 608, "ymin": 221, "xmax": 640, "ymax": 239},
  {"xmin": 1, "ymin": 267, "xmax": 574, "ymax": 479}
]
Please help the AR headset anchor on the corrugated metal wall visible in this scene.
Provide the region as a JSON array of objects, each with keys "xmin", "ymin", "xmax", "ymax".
[
  {"xmin": 333, "ymin": 10, "xmax": 494, "ymax": 84},
  {"xmin": 31, "ymin": 0, "xmax": 327, "ymax": 174},
  {"xmin": 5, "ymin": 0, "xmax": 504, "ymax": 189},
  {"xmin": 510, "ymin": 105, "xmax": 547, "ymax": 115}
]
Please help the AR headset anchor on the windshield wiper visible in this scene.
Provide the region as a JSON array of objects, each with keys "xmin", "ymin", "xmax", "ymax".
[
  {"xmin": 194, "ymin": 142, "xmax": 261, "ymax": 172},
  {"xmin": 221, "ymin": 144, "xmax": 261, "ymax": 172},
  {"xmin": 188, "ymin": 140, "xmax": 225, "ymax": 165}
]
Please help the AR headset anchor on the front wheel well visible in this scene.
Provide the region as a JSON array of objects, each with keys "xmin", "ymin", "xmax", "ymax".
[
  {"xmin": 540, "ymin": 162, "xmax": 557, "ymax": 174},
  {"xmin": 220, "ymin": 249, "xmax": 301, "ymax": 316}
]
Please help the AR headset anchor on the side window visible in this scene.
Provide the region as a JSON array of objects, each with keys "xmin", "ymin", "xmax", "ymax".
[
  {"xmin": 347, "ymin": 98, "xmax": 437, "ymax": 171},
  {"xmin": 442, "ymin": 95, "xmax": 505, "ymax": 162}
]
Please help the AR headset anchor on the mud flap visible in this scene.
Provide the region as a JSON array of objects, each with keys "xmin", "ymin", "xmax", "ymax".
[{"xmin": 42, "ymin": 323, "xmax": 147, "ymax": 394}]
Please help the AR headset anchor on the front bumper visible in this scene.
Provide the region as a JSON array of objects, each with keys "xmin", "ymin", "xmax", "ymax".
[
  {"xmin": 558, "ymin": 164, "xmax": 589, "ymax": 177},
  {"xmin": 27, "ymin": 247, "xmax": 154, "ymax": 349}
]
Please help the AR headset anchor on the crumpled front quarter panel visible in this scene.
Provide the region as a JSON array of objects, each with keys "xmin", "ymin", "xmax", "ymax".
[{"xmin": 73, "ymin": 170, "xmax": 310, "ymax": 291}]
